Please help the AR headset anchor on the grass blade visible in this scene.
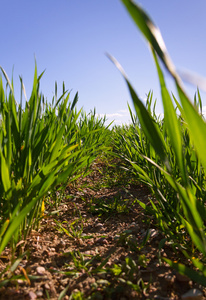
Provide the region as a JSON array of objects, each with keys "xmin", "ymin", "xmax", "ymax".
[
  {"xmin": 107, "ymin": 53, "xmax": 168, "ymax": 168},
  {"xmin": 177, "ymin": 85, "xmax": 206, "ymax": 171},
  {"xmin": 152, "ymin": 50, "xmax": 187, "ymax": 184},
  {"xmin": 120, "ymin": 0, "xmax": 176, "ymax": 77},
  {"xmin": 164, "ymin": 258, "xmax": 206, "ymax": 287}
]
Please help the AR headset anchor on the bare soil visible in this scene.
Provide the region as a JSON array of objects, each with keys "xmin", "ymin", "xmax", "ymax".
[{"xmin": 0, "ymin": 158, "xmax": 205, "ymax": 299}]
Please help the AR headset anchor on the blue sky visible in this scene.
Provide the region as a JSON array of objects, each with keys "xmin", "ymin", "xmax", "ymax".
[{"xmin": 1, "ymin": 0, "xmax": 206, "ymax": 125}]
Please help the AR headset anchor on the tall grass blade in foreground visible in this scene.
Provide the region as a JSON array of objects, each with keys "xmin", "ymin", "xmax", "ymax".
[
  {"xmin": 110, "ymin": 0, "xmax": 206, "ymax": 284},
  {"xmin": 121, "ymin": 0, "xmax": 206, "ymax": 170}
]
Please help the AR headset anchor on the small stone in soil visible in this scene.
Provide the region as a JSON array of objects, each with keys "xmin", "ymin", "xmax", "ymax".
[
  {"xmin": 17, "ymin": 279, "xmax": 24, "ymax": 285},
  {"xmin": 27, "ymin": 291, "xmax": 37, "ymax": 300},
  {"xmin": 181, "ymin": 288, "xmax": 203, "ymax": 300},
  {"xmin": 36, "ymin": 266, "xmax": 46, "ymax": 275},
  {"xmin": 44, "ymin": 283, "xmax": 50, "ymax": 290},
  {"xmin": 36, "ymin": 290, "xmax": 43, "ymax": 297}
]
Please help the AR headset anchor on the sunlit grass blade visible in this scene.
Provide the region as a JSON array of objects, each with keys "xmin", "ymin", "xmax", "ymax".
[
  {"xmin": 0, "ymin": 151, "xmax": 11, "ymax": 194},
  {"xmin": 0, "ymin": 219, "xmax": 9, "ymax": 238},
  {"xmin": 19, "ymin": 76, "xmax": 27, "ymax": 102},
  {"xmin": 177, "ymin": 85, "xmax": 206, "ymax": 171},
  {"xmin": 0, "ymin": 66, "xmax": 15, "ymax": 98},
  {"xmin": 71, "ymin": 92, "xmax": 78, "ymax": 111},
  {"xmin": 152, "ymin": 50, "xmax": 187, "ymax": 184},
  {"xmin": 121, "ymin": 0, "xmax": 176, "ymax": 77},
  {"xmin": 107, "ymin": 53, "xmax": 169, "ymax": 168}
]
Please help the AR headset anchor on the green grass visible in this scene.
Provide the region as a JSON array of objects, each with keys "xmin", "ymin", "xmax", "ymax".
[
  {"xmin": 110, "ymin": 0, "xmax": 206, "ymax": 286},
  {"xmin": 0, "ymin": 65, "xmax": 111, "ymax": 255},
  {"xmin": 1, "ymin": 0, "xmax": 206, "ymax": 292}
]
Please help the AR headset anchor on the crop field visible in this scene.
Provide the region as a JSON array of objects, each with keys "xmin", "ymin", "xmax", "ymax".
[{"xmin": 1, "ymin": 1, "xmax": 206, "ymax": 299}]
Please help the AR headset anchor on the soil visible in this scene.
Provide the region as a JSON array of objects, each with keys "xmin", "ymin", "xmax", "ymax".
[{"xmin": 0, "ymin": 158, "xmax": 205, "ymax": 300}]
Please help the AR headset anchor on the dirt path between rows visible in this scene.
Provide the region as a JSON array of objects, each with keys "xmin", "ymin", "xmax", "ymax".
[{"xmin": 0, "ymin": 159, "xmax": 205, "ymax": 299}]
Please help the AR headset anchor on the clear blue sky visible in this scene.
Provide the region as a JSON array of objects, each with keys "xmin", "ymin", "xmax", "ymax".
[{"xmin": 1, "ymin": 0, "xmax": 206, "ymax": 125}]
